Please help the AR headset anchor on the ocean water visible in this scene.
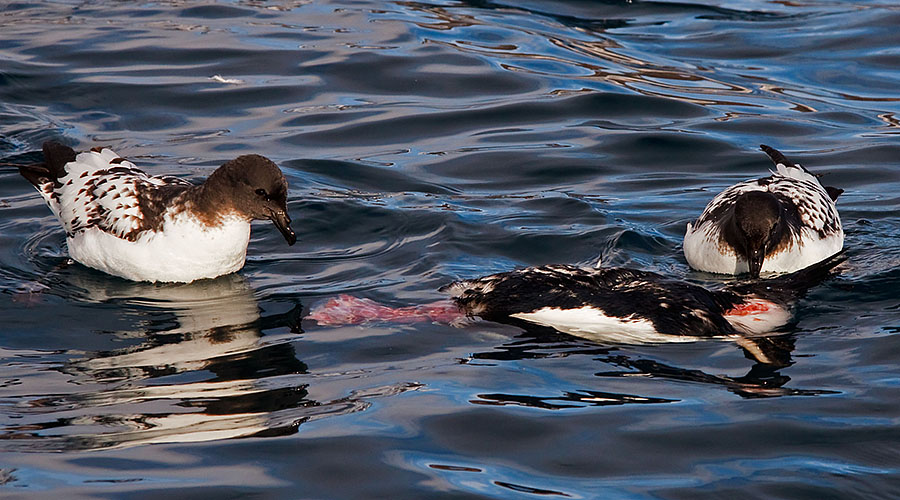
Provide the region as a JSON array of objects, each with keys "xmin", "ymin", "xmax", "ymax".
[{"xmin": 0, "ymin": 0, "xmax": 898, "ymax": 498}]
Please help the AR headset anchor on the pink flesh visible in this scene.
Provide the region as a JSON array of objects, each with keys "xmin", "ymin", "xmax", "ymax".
[
  {"xmin": 725, "ymin": 298, "xmax": 773, "ymax": 317},
  {"xmin": 308, "ymin": 294, "xmax": 465, "ymax": 326}
]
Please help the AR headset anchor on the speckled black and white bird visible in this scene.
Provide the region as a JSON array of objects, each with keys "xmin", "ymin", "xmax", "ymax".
[
  {"xmin": 684, "ymin": 145, "xmax": 843, "ymax": 277},
  {"xmin": 18, "ymin": 141, "xmax": 296, "ymax": 283},
  {"xmin": 442, "ymin": 253, "xmax": 844, "ymax": 355}
]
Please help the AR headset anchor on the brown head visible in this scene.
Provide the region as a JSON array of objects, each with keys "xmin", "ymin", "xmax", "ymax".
[
  {"xmin": 730, "ymin": 191, "xmax": 784, "ymax": 277},
  {"xmin": 203, "ymin": 154, "xmax": 296, "ymax": 245}
]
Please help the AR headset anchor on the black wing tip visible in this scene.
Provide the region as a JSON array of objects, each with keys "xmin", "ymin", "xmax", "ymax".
[
  {"xmin": 777, "ymin": 249, "xmax": 847, "ymax": 287},
  {"xmin": 825, "ymin": 186, "xmax": 844, "ymax": 202},
  {"xmin": 726, "ymin": 250, "xmax": 847, "ymax": 303},
  {"xmin": 810, "ymin": 249, "xmax": 848, "ymax": 269}
]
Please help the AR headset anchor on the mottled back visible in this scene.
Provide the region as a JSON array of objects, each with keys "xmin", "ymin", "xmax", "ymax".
[
  {"xmin": 20, "ymin": 142, "xmax": 193, "ymax": 241},
  {"xmin": 444, "ymin": 265, "xmax": 744, "ymax": 337}
]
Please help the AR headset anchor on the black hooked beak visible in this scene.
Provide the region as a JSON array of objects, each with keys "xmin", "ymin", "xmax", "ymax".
[
  {"xmin": 269, "ymin": 209, "xmax": 296, "ymax": 246},
  {"xmin": 747, "ymin": 247, "xmax": 765, "ymax": 278}
]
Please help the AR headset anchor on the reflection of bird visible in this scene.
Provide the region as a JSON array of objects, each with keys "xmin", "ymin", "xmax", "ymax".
[
  {"xmin": 68, "ymin": 274, "xmax": 298, "ymax": 375},
  {"xmin": 593, "ymin": 348, "xmax": 836, "ymax": 398},
  {"xmin": 442, "ymin": 252, "xmax": 845, "ymax": 355},
  {"xmin": 467, "ymin": 333, "xmax": 829, "ymax": 404},
  {"xmin": 17, "ymin": 141, "xmax": 296, "ymax": 283},
  {"xmin": 684, "ymin": 145, "xmax": 843, "ymax": 277},
  {"xmin": 6, "ymin": 275, "xmax": 311, "ymax": 451}
]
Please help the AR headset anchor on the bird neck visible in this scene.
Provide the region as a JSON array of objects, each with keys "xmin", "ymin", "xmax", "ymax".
[{"xmin": 183, "ymin": 177, "xmax": 241, "ymax": 226}]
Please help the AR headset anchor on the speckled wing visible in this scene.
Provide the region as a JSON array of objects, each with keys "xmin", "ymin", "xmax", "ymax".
[
  {"xmin": 44, "ymin": 148, "xmax": 192, "ymax": 241},
  {"xmin": 764, "ymin": 173, "xmax": 841, "ymax": 238},
  {"xmin": 720, "ymin": 145, "xmax": 840, "ymax": 237}
]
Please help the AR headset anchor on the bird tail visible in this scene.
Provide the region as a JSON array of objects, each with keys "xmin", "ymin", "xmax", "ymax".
[
  {"xmin": 727, "ymin": 250, "xmax": 847, "ymax": 303},
  {"xmin": 10, "ymin": 141, "xmax": 76, "ymax": 189},
  {"xmin": 760, "ymin": 144, "xmax": 842, "ymax": 202},
  {"xmin": 760, "ymin": 144, "xmax": 818, "ymax": 181},
  {"xmin": 17, "ymin": 163, "xmax": 51, "ymax": 188}
]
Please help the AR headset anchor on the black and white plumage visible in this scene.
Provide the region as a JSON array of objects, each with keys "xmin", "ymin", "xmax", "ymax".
[
  {"xmin": 442, "ymin": 252, "xmax": 845, "ymax": 346},
  {"xmin": 18, "ymin": 141, "xmax": 296, "ymax": 283},
  {"xmin": 684, "ymin": 145, "xmax": 843, "ymax": 277}
]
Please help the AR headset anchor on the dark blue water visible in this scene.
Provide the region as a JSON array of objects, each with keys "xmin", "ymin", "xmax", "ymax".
[{"xmin": 1, "ymin": 0, "xmax": 899, "ymax": 498}]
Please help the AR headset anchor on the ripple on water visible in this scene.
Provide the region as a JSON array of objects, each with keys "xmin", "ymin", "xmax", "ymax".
[{"xmin": 0, "ymin": 0, "xmax": 898, "ymax": 498}]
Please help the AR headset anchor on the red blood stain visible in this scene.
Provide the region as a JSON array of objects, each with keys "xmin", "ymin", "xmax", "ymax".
[
  {"xmin": 308, "ymin": 294, "xmax": 464, "ymax": 326},
  {"xmin": 725, "ymin": 299, "xmax": 772, "ymax": 317}
]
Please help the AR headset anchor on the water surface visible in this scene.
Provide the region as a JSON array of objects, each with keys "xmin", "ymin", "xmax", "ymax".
[{"xmin": 1, "ymin": 0, "xmax": 899, "ymax": 498}]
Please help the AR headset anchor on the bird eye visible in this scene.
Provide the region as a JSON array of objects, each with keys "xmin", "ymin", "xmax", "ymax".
[{"xmin": 255, "ymin": 188, "xmax": 267, "ymax": 197}]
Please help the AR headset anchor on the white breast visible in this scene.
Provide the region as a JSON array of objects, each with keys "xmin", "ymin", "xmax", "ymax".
[
  {"xmin": 685, "ymin": 221, "xmax": 843, "ymax": 275},
  {"xmin": 67, "ymin": 212, "xmax": 251, "ymax": 283},
  {"xmin": 510, "ymin": 306, "xmax": 705, "ymax": 344},
  {"xmin": 684, "ymin": 219, "xmax": 736, "ymax": 274}
]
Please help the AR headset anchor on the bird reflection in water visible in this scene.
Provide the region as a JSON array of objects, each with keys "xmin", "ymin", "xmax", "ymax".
[
  {"xmin": 0, "ymin": 275, "xmax": 418, "ymax": 452},
  {"xmin": 464, "ymin": 328, "xmax": 835, "ymax": 409}
]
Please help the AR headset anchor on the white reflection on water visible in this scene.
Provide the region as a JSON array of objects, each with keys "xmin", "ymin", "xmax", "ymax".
[{"xmin": 0, "ymin": 275, "xmax": 420, "ymax": 452}]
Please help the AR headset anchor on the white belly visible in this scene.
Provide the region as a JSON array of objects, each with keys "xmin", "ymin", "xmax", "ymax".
[
  {"xmin": 511, "ymin": 306, "xmax": 704, "ymax": 344},
  {"xmin": 508, "ymin": 300, "xmax": 792, "ymax": 345},
  {"xmin": 67, "ymin": 214, "xmax": 251, "ymax": 283},
  {"xmin": 685, "ymin": 222, "xmax": 843, "ymax": 275}
]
